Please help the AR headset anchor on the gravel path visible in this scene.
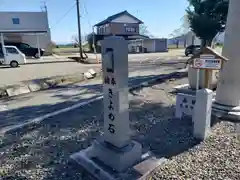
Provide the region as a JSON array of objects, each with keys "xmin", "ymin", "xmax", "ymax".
[
  {"xmin": 0, "ymin": 74, "xmax": 239, "ymax": 180},
  {"xmin": 149, "ymin": 121, "xmax": 240, "ymax": 180}
]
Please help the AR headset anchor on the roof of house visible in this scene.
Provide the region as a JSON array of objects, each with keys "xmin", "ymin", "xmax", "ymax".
[
  {"xmin": 127, "ymin": 35, "xmax": 149, "ymax": 40},
  {"xmin": 94, "ymin": 10, "xmax": 143, "ymax": 27},
  {"xmin": 187, "ymin": 46, "xmax": 228, "ymax": 65}
]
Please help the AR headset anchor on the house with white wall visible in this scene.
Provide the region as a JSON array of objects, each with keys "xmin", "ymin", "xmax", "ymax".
[{"xmin": 0, "ymin": 11, "xmax": 51, "ymax": 52}]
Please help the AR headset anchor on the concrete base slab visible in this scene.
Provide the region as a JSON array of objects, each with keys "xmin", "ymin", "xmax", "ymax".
[
  {"xmin": 173, "ymin": 84, "xmax": 197, "ymax": 95},
  {"xmin": 6, "ymin": 85, "xmax": 30, "ymax": 96},
  {"xmin": 28, "ymin": 83, "xmax": 42, "ymax": 92},
  {"xmin": 174, "ymin": 83, "xmax": 190, "ymax": 90},
  {"xmin": 212, "ymin": 101, "xmax": 240, "ymax": 121},
  {"xmin": 91, "ymin": 140, "xmax": 142, "ymax": 172},
  {"xmin": 174, "ymin": 84, "xmax": 217, "ymax": 98},
  {"xmin": 39, "ymin": 82, "xmax": 50, "ymax": 89},
  {"xmin": 70, "ymin": 140, "xmax": 166, "ymax": 180},
  {"xmin": 84, "ymin": 72, "xmax": 94, "ymax": 79},
  {"xmin": 88, "ymin": 69, "xmax": 97, "ymax": 76}
]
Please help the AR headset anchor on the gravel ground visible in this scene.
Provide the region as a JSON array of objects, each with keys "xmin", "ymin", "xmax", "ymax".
[
  {"xmin": 149, "ymin": 122, "xmax": 240, "ymax": 180},
  {"xmin": 0, "ymin": 74, "xmax": 239, "ymax": 180}
]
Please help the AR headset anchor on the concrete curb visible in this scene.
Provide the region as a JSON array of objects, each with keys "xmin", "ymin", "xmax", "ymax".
[
  {"xmin": 1, "ymin": 69, "xmax": 187, "ymax": 135},
  {"xmin": 0, "ymin": 69, "xmax": 101, "ymax": 99}
]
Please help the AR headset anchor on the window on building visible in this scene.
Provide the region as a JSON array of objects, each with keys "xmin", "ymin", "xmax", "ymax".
[
  {"xmin": 125, "ymin": 27, "xmax": 136, "ymax": 33},
  {"xmin": 6, "ymin": 47, "xmax": 18, "ymax": 54},
  {"xmin": 103, "ymin": 26, "xmax": 106, "ymax": 33},
  {"xmin": 12, "ymin": 18, "xmax": 20, "ymax": 25},
  {"xmin": 99, "ymin": 26, "xmax": 104, "ymax": 34}
]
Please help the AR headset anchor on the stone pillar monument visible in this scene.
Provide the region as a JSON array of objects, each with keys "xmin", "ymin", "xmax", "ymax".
[
  {"xmin": 213, "ymin": 0, "xmax": 240, "ymax": 120},
  {"xmin": 92, "ymin": 36, "xmax": 142, "ymax": 171},
  {"xmin": 70, "ymin": 36, "xmax": 143, "ymax": 180}
]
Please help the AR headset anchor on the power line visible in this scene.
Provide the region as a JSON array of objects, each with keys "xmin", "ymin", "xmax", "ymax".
[
  {"xmin": 82, "ymin": 0, "xmax": 92, "ymax": 30},
  {"xmin": 51, "ymin": 3, "xmax": 76, "ymax": 29},
  {"xmin": 81, "ymin": 0, "xmax": 93, "ymax": 43}
]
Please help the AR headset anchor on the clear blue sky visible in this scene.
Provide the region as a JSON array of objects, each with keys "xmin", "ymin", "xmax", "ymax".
[{"xmin": 0, "ymin": 0, "xmax": 189, "ymax": 44}]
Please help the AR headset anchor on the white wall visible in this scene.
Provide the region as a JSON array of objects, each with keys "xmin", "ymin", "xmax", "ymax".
[
  {"xmin": 143, "ymin": 40, "xmax": 155, "ymax": 52},
  {"xmin": 111, "ymin": 15, "xmax": 139, "ymax": 23},
  {"xmin": 0, "ymin": 12, "xmax": 49, "ymax": 32},
  {"xmin": 185, "ymin": 31, "xmax": 201, "ymax": 46},
  {"xmin": 216, "ymin": 32, "xmax": 225, "ymax": 43}
]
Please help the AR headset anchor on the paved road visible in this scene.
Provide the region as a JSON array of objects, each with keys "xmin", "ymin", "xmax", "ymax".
[
  {"xmin": 0, "ymin": 50, "xmax": 185, "ymax": 86},
  {"xmin": 0, "ymin": 61, "xmax": 100, "ymax": 87},
  {"xmin": 0, "ymin": 54, "xmax": 187, "ymax": 130}
]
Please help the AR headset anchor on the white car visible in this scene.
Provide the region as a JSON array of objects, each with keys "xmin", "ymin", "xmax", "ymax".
[{"xmin": 0, "ymin": 45, "xmax": 26, "ymax": 68}]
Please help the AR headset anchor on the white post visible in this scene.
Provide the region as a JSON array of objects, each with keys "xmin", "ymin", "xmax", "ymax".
[
  {"xmin": 193, "ymin": 88, "xmax": 213, "ymax": 140},
  {"xmin": 1, "ymin": 33, "xmax": 6, "ymax": 62},
  {"xmin": 36, "ymin": 34, "xmax": 41, "ymax": 58},
  {"xmin": 196, "ymin": 69, "xmax": 200, "ymax": 91}
]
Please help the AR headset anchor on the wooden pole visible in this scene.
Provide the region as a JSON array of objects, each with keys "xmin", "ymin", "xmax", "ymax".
[
  {"xmin": 204, "ymin": 69, "xmax": 210, "ymax": 89},
  {"xmin": 76, "ymin": 0, "xmax": 84, "ymax": 59}
]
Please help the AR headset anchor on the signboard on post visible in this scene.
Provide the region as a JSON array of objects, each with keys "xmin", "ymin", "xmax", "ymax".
[
  {"xmin": 187, "ymin": 47, "xmax": 228, "ymax": 90},
  {"xmin": 193, "ymin": 54, "xmax": 222, "ymax": 70}
]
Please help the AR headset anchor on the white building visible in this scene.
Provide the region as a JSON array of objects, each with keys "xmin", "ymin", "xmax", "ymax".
[
  {"xmin": 128, "ymin": 38, "xmax": 168, "ymax": 53},
  {"xmin": 215, "ymin": 32, "xmax": 225, "ymax": 44},
  {"xmin": 0, "ymin": 11, "xmax": 51, "ymax": 53},
  {"xmin": 168, "ymin": 31, "xmax": 201, "ymax": 48}
]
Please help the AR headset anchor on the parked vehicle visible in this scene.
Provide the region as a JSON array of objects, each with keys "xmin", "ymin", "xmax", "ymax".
[
  {"xmin": 185, "ymin": 45, "xmax": 201, "ymax": 56},
  {"xmin": 0, "ymin": 42, "xmax": 44, "ymax": 58},
  {"xmin": 0, "ymin": 46, "xmax": 26, "ymax": 67}
]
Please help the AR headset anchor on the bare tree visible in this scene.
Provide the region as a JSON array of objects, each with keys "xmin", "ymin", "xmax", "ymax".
[
  {"xmin": 72, "ymin": 35, "xmax": 79, "ymax": 47},
  {"xmin": 139, "ymin": 24, "xmax": 154, "ymax": 38},
  {"xmin": 169, "ymin": 15, "xmax": 190, "ymax": 38}
]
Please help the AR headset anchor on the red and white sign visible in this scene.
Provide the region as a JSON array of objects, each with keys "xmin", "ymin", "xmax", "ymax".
[{"xmin": 193, "ymin": 54, "xmax": 222, "ymax": 70}]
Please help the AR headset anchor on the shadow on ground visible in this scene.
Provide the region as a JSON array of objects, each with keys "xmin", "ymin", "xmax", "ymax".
[
  {"xmin": 0, "ymin": 71, "xmax": 200, "ymax": 180},
  {"xmin": 0, "ymin": 100, "xmax": 199, "ymax": 180},
  {"xmin": 68, "ymin": 57, "xmax": 98, "ymax": 64},
  {"xmin": 0, "ymin": 72, "xmax": 187, "ymax": 130},
  {"xmin": 129, "ymin": 59, "xmax": 187, "ymax": 72},
  {"xmin": 0, "ymin": 100, "xmax": 204, "ymax": 180}
]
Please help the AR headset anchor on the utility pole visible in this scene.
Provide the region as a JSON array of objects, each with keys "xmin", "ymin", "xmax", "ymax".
[
  {"xmin": 76, "ymin": 0, "xmax": 84, "ymax": 59},
  {"xmin": 40, "ymin": 1, "xmax": 47, "ymax": 12}
]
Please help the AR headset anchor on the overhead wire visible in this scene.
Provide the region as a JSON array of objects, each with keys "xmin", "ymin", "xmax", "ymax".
[
  {"xmin": 81, "ymin": 0, "xmax": 93, "ymax": 42},
  {"xmin": 82, "ymin": 0, "xmax": 92, "ymax": 30},
  {"xmin": 50, "ymin": 2, "xmax": 76, "ymax": 29}
]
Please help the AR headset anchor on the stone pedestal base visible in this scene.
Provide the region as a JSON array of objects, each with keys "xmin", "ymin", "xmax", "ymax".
[
  {"xmin": 92, "ymin": 139, "xmax": 142, "ymax": 172},
  {"xmin": 212, "ymin": 101, "xmax": 240, "ymax": 121},
  {"xmin": 70, "ymin": 139, "xmax": 166, "ymax": 180},
  {"xmin": 174, "ymin": 84, "xmax": 196, "ymax": 95}
]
